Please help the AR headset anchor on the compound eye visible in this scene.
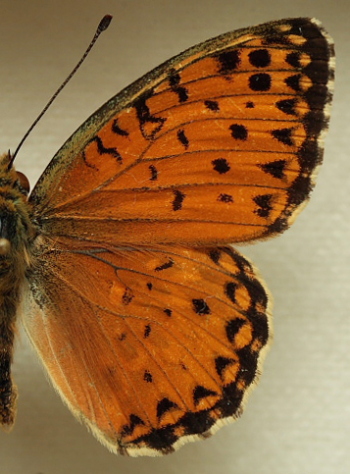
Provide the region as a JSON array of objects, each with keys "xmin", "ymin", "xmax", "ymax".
[{"xmin": 16, "ymin": 171, "xmax": 30, "ymax": 194}]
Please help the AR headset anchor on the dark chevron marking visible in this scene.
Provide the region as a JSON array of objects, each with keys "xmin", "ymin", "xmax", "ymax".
[
  {"xmin": 225, "ymin": 318, "xmax": 247, "ymax": 343},
  {"xmin": 271, "ymin": 128, "xmax": 294, "ymax": 146},
  {"xmin": 286, "ymin": 51, "xmax": 301, "ymax": 68},
  {"xmin": 82, "ymin": 134, "xmax": 123, "ymax": 169},
  {"xmin": 208, "ymin": 249, "xmax": 221, "ymax": 264},
  {"xmin": 134, "ymin": 91, "xmax": 166, "ymax": 139},
  {"xmin": 225, "ymin": 282, "xmax": 238, "ymax": 304},
  {"xmin": 285, "ymin": 74, "xmax": 302, "ymax": 92},
  {"xmin": 112, "ymin": 119, "xmax": 129, "ymax": 136},
  {"xmin": 92, "ymin": 135, "xmax": 122, "ymax": 162},
  {"xmin": 193, "ymin": 385, "xmax": 218, "ymax": 406},
  {"xmin": 276, "ymin": 98, "xmax": 298, "ymax": 116},
  {"xmin": 157, "ymin": 398, "xmax": 179, "ymax": 420},
  {"xmin": 121, "ymin": 414, "xmax": 145, "ymax": 436},
  {"xmin": 215, "ymin": 356, "xmax": 236, "ymax": 379},
  {"xmin": 259, "ymin": 159, "xmax": 287, "ymax": 179}
]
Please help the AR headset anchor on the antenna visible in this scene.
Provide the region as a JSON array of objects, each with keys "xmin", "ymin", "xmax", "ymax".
[{"xmin": 8, "ymin": 14, "xmax": 112, "ymax": 169}]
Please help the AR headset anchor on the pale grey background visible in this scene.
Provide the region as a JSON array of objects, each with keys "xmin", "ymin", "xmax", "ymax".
[{"xmin": 0, "ymin": 1, "xmax": 349, "ymax": 473}]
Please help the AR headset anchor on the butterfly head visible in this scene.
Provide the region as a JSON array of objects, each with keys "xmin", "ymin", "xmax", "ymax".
[{"xmin": 0, "ymin": 153, "xmax": 34, "ymax": 260}]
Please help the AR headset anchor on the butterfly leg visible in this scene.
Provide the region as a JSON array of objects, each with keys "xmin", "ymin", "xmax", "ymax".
[{"xmin": 0, "ymin": 318, "xmax": 17, "ymax": 429}]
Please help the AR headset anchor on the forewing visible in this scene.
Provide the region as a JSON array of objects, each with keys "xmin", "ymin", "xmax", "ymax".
[
  {"xmin": 22, "ymin": 238, "xmax": 270, "ymax": 456},
  {"xmin": 29, "ymin": 18, "xmax": 334, "ymax": 246}
]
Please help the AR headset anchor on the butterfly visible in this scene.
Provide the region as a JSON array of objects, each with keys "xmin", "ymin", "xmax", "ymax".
[{"xmin": 0, "ymin": 17, "xmax": 334, "ymax": 456}]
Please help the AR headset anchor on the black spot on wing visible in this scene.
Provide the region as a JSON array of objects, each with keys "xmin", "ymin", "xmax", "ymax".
[
  {"xmin": 218, "ymin": 193, "xmax": 233, "ymax": 203},
  {"xmin": 212, "ymin": 158, "xmax": 230, "ymax": 174},
  {"xmin": 144, "ymin": 370, "xmax": 153, "ymax": 383},
  {"xmin": 249, "ymin": 73, "xmax": 271, "ymax": 91},
  {"xmin": 204, "ymin": 100, "xmax": 220, "ymax": 111},
  {"xmin": 216, "ymin": 49, "xmax": 241, "ymax": 74},
  {"xmin": 230, "ymin": 123, "xmax": 248, "ymax": 140},
  {"xmin": 144, "ymin": 324, "xmax": 151, "ymax": 338},
  {"xmin": 192, "ymin": 299, "xmax": 211, "ymax": 315},
  {"xmin": 248, "ymin": 49, "xmax": 271, "ymax": 68}
]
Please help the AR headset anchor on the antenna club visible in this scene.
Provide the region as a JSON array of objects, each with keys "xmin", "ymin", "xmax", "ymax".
[{"xmin": 99, "ymin": 15, "xmax": 113, "ymax": 32}]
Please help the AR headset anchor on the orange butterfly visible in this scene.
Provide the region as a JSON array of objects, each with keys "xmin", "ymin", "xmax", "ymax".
[{"xmin": 0, "ymin": 17, "xmax": 334, "ymax": 456}]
